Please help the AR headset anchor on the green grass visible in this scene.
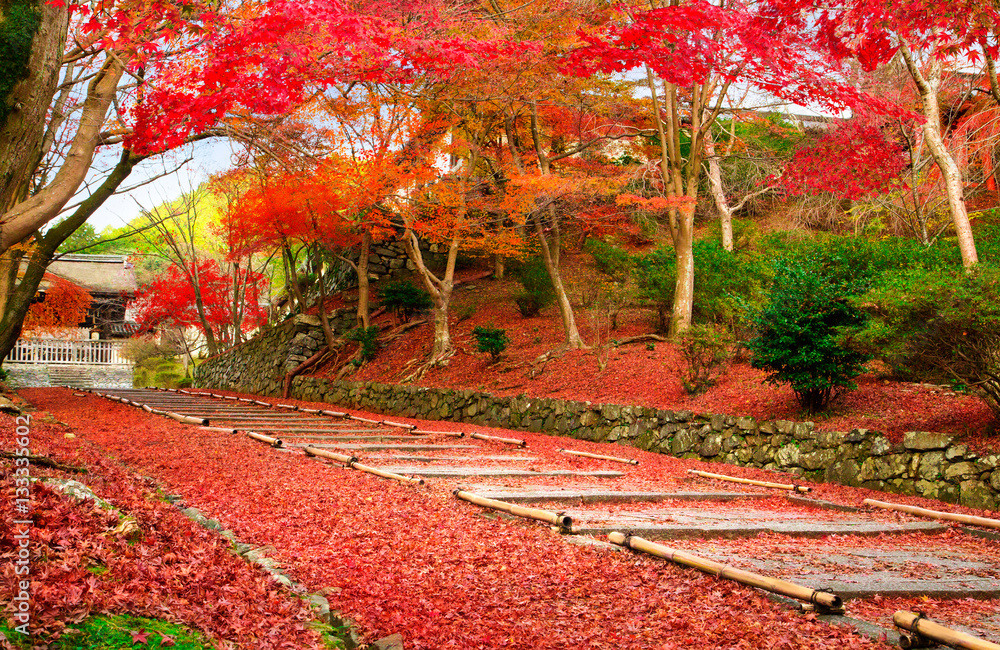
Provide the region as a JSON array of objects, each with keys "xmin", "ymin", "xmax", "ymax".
[
  {"xmin": 1, "ymin": 614, "xmax": 213, "ymax": 649},
  {"xmin": 134, "ymin": 357, "xmax": 192, "ymax": 389}
]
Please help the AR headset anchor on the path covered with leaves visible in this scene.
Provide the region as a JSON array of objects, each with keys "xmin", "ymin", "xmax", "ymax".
[{"xmin": 10, "ymin": 388, "xmax": 913, "ymax": 650}]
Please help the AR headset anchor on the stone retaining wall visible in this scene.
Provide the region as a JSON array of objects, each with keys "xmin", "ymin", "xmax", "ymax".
[
  {"xmin": 6, "ymin": 363, "xmax": 133, "ymax": 388},
  {"xmin": 195, "ymin": 314, "xmax": 337, "ymax": 395},
  {"xmin": 195, "ymin": 319, "xmax": 1000, "ymax": 511}
]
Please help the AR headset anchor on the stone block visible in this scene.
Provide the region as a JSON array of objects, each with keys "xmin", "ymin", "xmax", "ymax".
[
  {"xmin": 710, "ymin": 414, "xmax": 726, "ymax": 431},
  {"xmin": 799, "ymin": 449, "xmax": 837, "ymax": 471},
  {"xmin": 870, "ymin": 435, "xmax": 892, "ymax": 456},
  {"xmin": 944, "ymin": 462, "xmax": 979, "ymax": 483},
  {"xmin": 825, "ymin": 459, "xmax": 860, "ymax": 486},
  {"xmin": 917, "ymin": 452, "xmax": 946, "ymax": 481},
  {"xmin": 670, "ymin": 429, "xmax": 698, "ymax": 454},
  {"xmin": 859, "ymin": 454, "xmax": 909, "ymax": 482},
  {"xmin": 775, "ymin": 444, "xmax": 801, "ymax": 468},
  {"xmin": 959, "ymin": 480, "xmax": 998, "ymax": 510},
  {"xmin": 700, "ymin": 433, "xmax": 723, "ymax": 457},
  {"xmin": 903, "ymin": 431, "xmax": 954, "ymax": 451}
]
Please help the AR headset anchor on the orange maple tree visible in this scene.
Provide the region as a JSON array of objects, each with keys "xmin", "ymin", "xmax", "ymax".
[{"xmin": 21, "ymin": 274, "xmax": 92, "ymax": 335}]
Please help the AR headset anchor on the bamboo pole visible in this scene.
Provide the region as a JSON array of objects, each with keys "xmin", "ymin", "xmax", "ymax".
[
  {"xmin": 865, "ymin": 499, "xmax": 1000, "ymax": 531},
  {"xmin": 247, "ymin": 432, "xmax": 283, "ymax": 447},
  {"xmin": 200, "ymin": 426, "xmax": 238, "ymax": 435},
  {"xmin": 350, "ymin": 415, "xmax": 382, "ymax": 425},
  {"xmin": 238, "ymin": 397, "xmax": 256, "ymax": 403},
  {"xmin": 300, "ymin": 407, "xmax": 322, "ymax": 414},
  {"xmin": 303, "ymin": 446, "xmax": 358, "ymax": 464},
  {"xmin": 166, "ymin": 412, "xmax": 209, "ymax": 426},
  {"xmin": 276, "ymin": 403, "xmax": 298, "ymax": 410},
  {"xmin": 608, "ymin": 532, "xmax": 842, "ymax": 610},
  {"xmin": 894, "ymin": 611, "xmax": 1000, "ymax": 650},
  {"xmin": 254, "ymin": 400, "xmax": 272, "ymax": 407},
  {"xmin": 350, "ymin": 461, "xmax": 424, "ymax": 486},
  {"xmin": 381, "ymin": 420, "xmax": 417, "ymax": 430},
  {"xmin": 687, "ymin": 469, "xmax": 811, "ymax": 493},
  {"xmin": 322, "ymin": 410, "xmax": 348, "ymax": 418},
  {"xmin": 454, "ymin": 489, "xmax": 572, "ymax": 528},
  {"xmin": 559, "ymin": 449, "xmax": 639, "ymax": 465},
  {"xmin": 412, "ymin": 429, "xmax": 465, "ymax": 438},
  {"xmin": 470, "ymin": 432, "xmax": 526, "ymax": 447}
]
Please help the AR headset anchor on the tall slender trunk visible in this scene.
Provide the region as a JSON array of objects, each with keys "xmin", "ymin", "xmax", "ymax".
[
  {"xmin": 493, "ymin": 255, "xmax": 505, "ymax": 279},
  {"xmin": 529, "ymin": 101, "xmax": 585, "ymax": 349},
  {"xmin": 312, "ymin": 245, "xmax": 336, "ymax": 349},
  {"xmin": 356, "ymin": 231, "xmax": 371, "ymax": 328},
  {"xmin": 533, "ymin": 211, "xmax": 585, "ymax": 349},
  {"xmin": 671, "ymin": 203, "xmax": 696, "ymax": 335},
  {"xmin": 231, "ymin": 261, "xmax": 244, "ymax": 344},
  {"xmin": 402, "ymin": 229, "xmax": 457, "ymax": 362},
  {"xmin": 283, "ymin": 244, "xmax": 306, "ymax": 314},
  {"xmin": 188, "ymin": 260, "xmax": 219, "ymax": 357},
  {"xmin": 704, "ymin": 129, "xmax": 734, "ymax": 251},
  {"xmin": 900, "ymin": 42, "xmax": 978, "ymax": 267}
]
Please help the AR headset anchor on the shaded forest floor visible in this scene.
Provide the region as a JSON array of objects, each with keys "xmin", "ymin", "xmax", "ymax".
[{"xmin": 313, "ymin": 252, "xmax": 999, "ymax": 452}]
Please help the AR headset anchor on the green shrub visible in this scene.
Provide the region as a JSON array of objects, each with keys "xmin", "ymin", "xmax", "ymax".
[
  {"xmin": 511, "ymin": 257, "xmax": 554, "ymax": 317},
  {"xmin": 848, "ymin": 265, "xmax": 1000, "ymax": 414},
  {"xmin": 378, "ymin": 281, "xmax": 432, "ymax": 321},
  {"xmin": 634, "ymin": 240, "xmax": 768, "ymax": 332},
  {"xmin": 120, "ymin": 334, "xmax": 174, "ymax": 364},
  {"xmin": 472, "ymin": 325, "xmax": 510, "ymax": 361},
  {"xmin": 678, "ymin": 324, "xmax": 733, "ymax": 395},
  {"xmin": 744, "ymin": 256, "xmax": 870, "ymax": 413},
  {"xmin": 152, "ymin": 371, "xmax": 183, "ymax": 388},
  {"xmin": 456, "ymin": 303, "xmax": 476, "ymax": 323},
  {"xmin": 347, "ymin": 326, "xmax": 381, "ymax": 362},
  {"xmin": 584, "ymin": 239, "xmax": 634, "ymax": 282}
]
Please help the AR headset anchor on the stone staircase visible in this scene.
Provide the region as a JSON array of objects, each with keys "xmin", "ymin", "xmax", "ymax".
[{"xmin": 47, "ymin": 365, "xmax": 99, "ymax": 388}]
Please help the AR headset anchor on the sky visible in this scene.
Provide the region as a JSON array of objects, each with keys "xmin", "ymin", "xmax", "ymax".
[{"xmin": 81, "ymin": 139, "xmax": 237, "ymax": 232}]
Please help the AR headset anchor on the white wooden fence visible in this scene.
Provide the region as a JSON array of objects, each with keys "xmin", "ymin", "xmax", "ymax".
[{"xmin": 5, "ymin": 339, "xmax": 128, "ymax": 365}]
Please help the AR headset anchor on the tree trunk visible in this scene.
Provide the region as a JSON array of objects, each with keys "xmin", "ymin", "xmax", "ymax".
[
  {"xmin": 670, "ymin": 202, "xmax": 696, "ymax": 336},
  {"xmin": 356, "ymin": 230, "xmax": 371, "ymax": 328},
  {"xmin": 402, "ymin": 229, "xmax": 456, "ymax": 362},
  {"xmin": 493, "ymin": 254, "xmax": 505, "ymax": 279},
  {"xmin": 188, "ymin": 261, "xmax": 219, "ymax": 357},
  {"xmin": 704, "ymin": 129, "xmax": 734, "ymax": 251},
  {"xmin": 0, "ymin": 0, "xmax": 69, "ymax": 212},
  {"xmin": 0, "ymin": 55, "xmax": 125, "ymax": 254},
  {"xmin": 231, "ymin": 260, "xmax": 244, "ymax": 344},
  {"xmin": 900, "ymin": 42, "xmax": 978, "ymax": 267},
  {"xmin": 534, "ymin": 212, "xmax": 586, "ymax": 349},
  {"xmin": 313, "ymin": 245, "xmax": 336, "ymax": 349},
  {"xmin": 0, "ymin": 150, "xmax": 141, "ymax": 363}
]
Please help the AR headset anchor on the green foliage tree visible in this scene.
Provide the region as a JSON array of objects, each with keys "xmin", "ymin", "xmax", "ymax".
[
  {"xmin": 744, "ymin": 257, "xmax": 870, "ymax": 413},
  {"xmin": 511, "ymin": 257, "xmax": 555, "ymax": 318},
  {"xmin": 849, "ymin": 265, "xmax": 1000, "ymax": 415},
  {"xmin": 378, "ymin": 280, "xmax": 432, "ymax": 321},
  {"xmin": 472, "ymin": 325, "xmax": 510, "ymax": 362},
  {"xmin": 678, "ymin": 324, "xmax": 733, "ymax": 395},
  {"xmin": 348, "ymin": 325, "xmax": 381, "ymax": 362},
  {"xmin": 635, "ymin": 240, "xmax": 767, "ymax": 333}
]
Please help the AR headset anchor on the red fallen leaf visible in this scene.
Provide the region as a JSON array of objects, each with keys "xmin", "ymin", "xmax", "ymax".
[
  {"xmin": 160, "ymin": 633, "xmax": 177, "ymax": 647},
  {"xmin": 130, "ymin": 629, "xmax": 150, "ymax": 644}
]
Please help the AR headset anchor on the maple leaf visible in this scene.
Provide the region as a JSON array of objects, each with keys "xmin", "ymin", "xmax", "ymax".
[
  {"xmin": 130, "ymin": 628, "xmax": 150, "ymax": 644},
  {"xmin": 159, "ymin": 633, "xmax": 177, "ymax": 647}
]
